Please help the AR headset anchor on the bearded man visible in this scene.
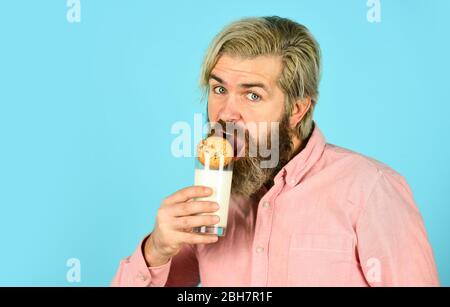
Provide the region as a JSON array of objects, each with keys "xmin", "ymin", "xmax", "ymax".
[{"xmin": 112, "ymin": 16, "xmax": 439, "ymax": 287}]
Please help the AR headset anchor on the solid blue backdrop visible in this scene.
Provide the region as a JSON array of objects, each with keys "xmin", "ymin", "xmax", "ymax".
[{"xmin": 0, "ymin": 0, "xmax": 449, "ymax": 286}]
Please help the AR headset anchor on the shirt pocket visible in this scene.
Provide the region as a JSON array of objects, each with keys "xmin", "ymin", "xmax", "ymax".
[{"xmin": 287, "ymin": 233, "xmax": 355, "ymax": 286}]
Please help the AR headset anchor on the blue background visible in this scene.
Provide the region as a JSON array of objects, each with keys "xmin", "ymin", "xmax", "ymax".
[{"xmin": 0, "ymin": 0, "xmax": 449, "ymax": 286}]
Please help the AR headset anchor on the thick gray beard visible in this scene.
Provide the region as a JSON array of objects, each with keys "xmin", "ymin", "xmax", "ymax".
[{"xmin": 231, "ymin": 114, "xmax": 294, "ymax": 199}]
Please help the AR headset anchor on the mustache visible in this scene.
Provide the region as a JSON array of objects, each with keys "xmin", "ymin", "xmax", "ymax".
[
  {"xmin": 230, "ymin": 115, "xmax": 294, "ymax": 198},
  {"xmin": 206, "ymin": 119, "xmax": 250, "ymax": 158},
  {"xmin": 206, "ymin": 119, "xmax": 246, "ymax": 138}
]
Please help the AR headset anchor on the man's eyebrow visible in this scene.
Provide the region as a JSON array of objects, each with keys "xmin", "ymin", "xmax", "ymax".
[
  {"xmin": 239, "ymin": 82, "xmax": 269, "ymax": 92},
  {"xmin": 209, "ymin": 74, "xmax": 225, "ymax": 84},
  {"xmin": 209, "ymin": 73, "xmax": 270, "ymax": 93}
]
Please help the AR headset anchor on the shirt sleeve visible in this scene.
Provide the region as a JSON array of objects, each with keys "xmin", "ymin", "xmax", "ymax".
[
  {"xmin": 111, "ymin": 235, "xmax": 201, "ymax": 287},
  {"xmin": 355, "ymin": 170, "xmax": 440, "ymax": 286}
]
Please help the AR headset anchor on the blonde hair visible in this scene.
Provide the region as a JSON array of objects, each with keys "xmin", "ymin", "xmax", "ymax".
[{"xmin": 200, "ymin": 16, "xmax": 321, "ymax": 141}]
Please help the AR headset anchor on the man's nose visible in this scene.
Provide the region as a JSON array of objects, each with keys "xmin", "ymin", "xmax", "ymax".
[{"xmin": 217, "ymin": 96, "xmax": 241, "ymax": 122}]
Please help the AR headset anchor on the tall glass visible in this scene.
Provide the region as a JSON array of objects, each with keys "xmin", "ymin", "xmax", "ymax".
[{"xmin": 192, "ymin": 137, "xmax": 233, "ymax": 237}]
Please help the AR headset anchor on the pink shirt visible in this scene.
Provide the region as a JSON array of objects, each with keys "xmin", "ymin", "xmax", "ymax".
[{"xmin": 112, "ymin": 124, "xmax": 439, "ymax": 287}]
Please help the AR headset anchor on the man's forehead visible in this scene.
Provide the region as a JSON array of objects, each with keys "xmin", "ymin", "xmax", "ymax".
[{"xmin": 210, "ymin": 54, "xmax": 282, "ymax": 86}]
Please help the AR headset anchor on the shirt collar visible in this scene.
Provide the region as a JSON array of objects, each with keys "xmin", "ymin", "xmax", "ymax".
[{"xmin": 273, "ymin": 122, "xmax": 326, "ymax": 187}]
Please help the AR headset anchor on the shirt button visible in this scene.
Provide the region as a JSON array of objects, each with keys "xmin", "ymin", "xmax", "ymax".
[
  {"xmin": 256, "ymin": 246, "xmax": 264, "ymax": 253},
  {"xmin": 262, "ymin": 201, "xmax": 270, "ymax": 209},
  {"xmin": 137, "ymin": 272, "xmax": 148, "ymax": 282}
]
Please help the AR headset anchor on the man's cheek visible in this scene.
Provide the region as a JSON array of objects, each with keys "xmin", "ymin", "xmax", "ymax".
[{"xmin": 207, "ymin": 104, "xmax": 218, "ymax": 121}]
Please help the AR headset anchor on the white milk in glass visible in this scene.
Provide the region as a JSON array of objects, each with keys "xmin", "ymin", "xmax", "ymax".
[{"xmin": 193, "ymin": 153, "xmax": 233, "ymax": 236}]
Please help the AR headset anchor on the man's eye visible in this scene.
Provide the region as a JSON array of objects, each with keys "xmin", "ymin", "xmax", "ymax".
[
  {"xmin": 246, "ymin": 92, "xmax": 261, "ymax": 102},
  {"xmin": 213, "ymin": 86, "xmax": 226, "ymax": 95}
]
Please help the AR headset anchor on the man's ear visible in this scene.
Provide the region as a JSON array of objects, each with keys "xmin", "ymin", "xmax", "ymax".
[{"xmin": 289, "ymin": 97, "xmax": 311, "ymax": 129}]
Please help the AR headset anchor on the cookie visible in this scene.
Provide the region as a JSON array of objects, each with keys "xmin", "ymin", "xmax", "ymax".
[{"xmin": 197, "ymin": 136, "xmax": 233, "ymax": 169}]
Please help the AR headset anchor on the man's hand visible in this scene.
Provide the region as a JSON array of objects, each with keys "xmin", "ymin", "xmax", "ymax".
[{"xmin": 143, "ymin": 186, "xmax": 220, "ymax": 267}]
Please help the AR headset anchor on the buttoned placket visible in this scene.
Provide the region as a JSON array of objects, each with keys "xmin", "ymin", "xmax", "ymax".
[{"xmin": 250, "ymin": 169, "xmax": 287, "ymax": 286}]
